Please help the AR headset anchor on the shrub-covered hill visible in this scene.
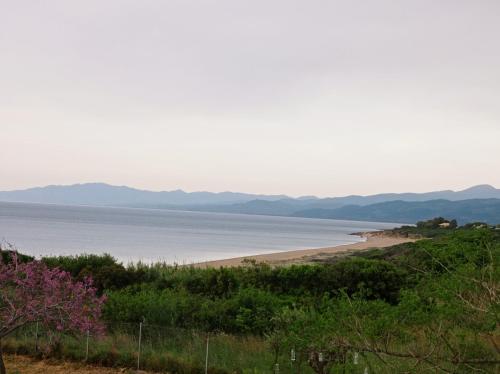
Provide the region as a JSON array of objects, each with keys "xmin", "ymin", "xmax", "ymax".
[{"xmin": 293, "ymin": 198, "xmax": 500, "ymax": 224}]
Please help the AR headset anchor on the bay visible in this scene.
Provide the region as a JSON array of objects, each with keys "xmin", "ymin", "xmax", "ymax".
[{"xmin": 0, "ymin": 201, "xmax": 397, "ymax": 264}]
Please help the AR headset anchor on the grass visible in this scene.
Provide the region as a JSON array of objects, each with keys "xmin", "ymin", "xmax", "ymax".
[
  {"xmin": 3, "ymin": 324, "xmax": 285, "ymax": 374},
  {"xmin": 5, "ymin": 325, "xmax": 487, "ymax": 373}
]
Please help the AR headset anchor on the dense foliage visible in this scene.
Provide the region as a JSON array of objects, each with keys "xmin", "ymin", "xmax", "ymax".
[
  {"xmin": 41, "ymin": 252, "xmax": 411, "ymax": 334},
  {"xmin": 269, "ymin": 227, "xmax": 499, "ymax": 373}
]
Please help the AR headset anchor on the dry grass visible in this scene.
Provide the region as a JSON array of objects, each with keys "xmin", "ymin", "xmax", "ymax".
[{"xmin": 4, "ymin": 354, "xmax": 145, "ymax": 374}]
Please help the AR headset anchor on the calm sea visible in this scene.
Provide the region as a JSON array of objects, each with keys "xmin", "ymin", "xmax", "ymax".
[{"xmin": 0, "ymin": 202, "xmax": 397, "ymax": 264}]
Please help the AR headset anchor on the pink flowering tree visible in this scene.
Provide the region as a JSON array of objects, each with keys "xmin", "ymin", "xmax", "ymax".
[{"xmin": 0, "ymin": 252, "xmax": 106, "ymax": 374}]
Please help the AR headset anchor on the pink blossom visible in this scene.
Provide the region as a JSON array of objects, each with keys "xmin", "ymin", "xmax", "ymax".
[{"xmin": 0, "ymin": 252, "xmax": 106, "ymax": 339}]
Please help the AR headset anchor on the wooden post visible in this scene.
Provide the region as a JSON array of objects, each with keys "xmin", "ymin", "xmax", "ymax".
[
  {"xmin": 205, "ymin": 333, "xmax": 209, "ymax": 374},
  {"xmin": 137, "ymin": 322, "xmax": 143, "ymax": 370}
]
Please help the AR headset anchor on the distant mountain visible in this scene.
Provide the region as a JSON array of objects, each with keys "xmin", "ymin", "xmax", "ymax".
[
  {"xmin": 292, "ymin": 199, "xmax": 500, "ymax": 225},
  {"xmin": 301, "ymin": 184, "xmax": 500, "ymax": 210},
  {"xmin": 1, "ymin": 183, "xmax": 499, "ymax": 224},
  {"xmin": 179, "ymin": 185, "xmax": 500, "ymax": 220},
  {"xmin": 184, "ymin": 184, "xmax": 500, "ymax": 214},
  {"xmin": 0, "ymin": 183, "xmax": 289, "ymax": 206}
]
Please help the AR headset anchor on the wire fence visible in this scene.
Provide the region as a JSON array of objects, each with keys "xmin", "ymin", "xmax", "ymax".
[{"xmin": 4, "ymin": 322, "xmax": 370, "ymax": 374}]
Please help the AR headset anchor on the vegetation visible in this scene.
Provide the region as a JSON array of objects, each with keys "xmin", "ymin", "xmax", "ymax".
[{"xmin": 1, "ymin": 219, "xmax": 499, "ymax": 373}]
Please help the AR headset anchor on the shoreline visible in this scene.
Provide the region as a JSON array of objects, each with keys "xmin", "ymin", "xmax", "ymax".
[{"xmin": 193, "ymin": 231, "xmax": 416, "ymax": 268}]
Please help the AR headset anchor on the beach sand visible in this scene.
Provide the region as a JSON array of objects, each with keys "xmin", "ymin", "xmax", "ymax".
[{"xmin": 194, "ymin": 231, "xmax": 416, "ymax": 268}]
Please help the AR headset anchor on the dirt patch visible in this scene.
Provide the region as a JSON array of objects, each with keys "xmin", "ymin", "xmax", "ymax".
[{"xmin": 4, "ymin": 354, "xmax": 145, "ymax": 374}]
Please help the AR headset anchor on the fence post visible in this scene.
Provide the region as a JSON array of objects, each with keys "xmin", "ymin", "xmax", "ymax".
[
  {"xmin": 85, "ymin": 330, "xmax": 90, "ymax": 361},
  {"xmin": 205, "ymin": 333, "xmax": 209, "ymax": 374},
  {"xmin": 137, "ymin": 322, "xmax": 143, "ymax": 371}
]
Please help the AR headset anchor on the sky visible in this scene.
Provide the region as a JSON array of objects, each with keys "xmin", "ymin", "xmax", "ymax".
[{"xmin": 1, "ymin": 1, "xmax": 499, "ymax": 197}]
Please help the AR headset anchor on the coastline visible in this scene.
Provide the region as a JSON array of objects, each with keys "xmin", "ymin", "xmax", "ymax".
[{"xmin": 193, "ymin": 231, "xmax": 416, "ymax": 268}]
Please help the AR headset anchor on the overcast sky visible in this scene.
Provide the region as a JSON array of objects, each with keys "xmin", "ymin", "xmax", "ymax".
[{"xmin": 1, "ymin": 1, "xmax": 499, "ymax": 197}]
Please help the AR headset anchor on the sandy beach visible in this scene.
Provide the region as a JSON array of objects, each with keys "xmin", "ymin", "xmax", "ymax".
[{"xmin": 194, "ymin": 231, "xmax": 416, "ymax": 267}]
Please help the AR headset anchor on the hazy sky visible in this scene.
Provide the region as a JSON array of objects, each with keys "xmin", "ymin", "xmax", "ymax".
[{"xmin": 1, "ymin": 1, "xmax": 499, "ymax": 197}]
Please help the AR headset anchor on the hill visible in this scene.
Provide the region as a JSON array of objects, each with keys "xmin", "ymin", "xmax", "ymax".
[
  {"xmin": 292, "ymin": 198, "xmax": 500, "ymax": 224},
  {"xmin": 0, "ymin": 183, "xmax": 288, "ymax": 206}
]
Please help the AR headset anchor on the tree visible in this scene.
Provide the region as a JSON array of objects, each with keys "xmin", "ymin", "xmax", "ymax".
[{"xmin": 0, "ymin": 252, "xmax": 106, "ymax": 374}]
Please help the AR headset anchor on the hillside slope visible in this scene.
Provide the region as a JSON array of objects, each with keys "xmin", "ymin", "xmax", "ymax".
[{"xmin": 292, "ymin": 199, "xmax": 500, "ymax": 224}]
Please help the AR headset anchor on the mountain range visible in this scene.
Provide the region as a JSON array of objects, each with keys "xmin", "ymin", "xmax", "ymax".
[
  {"xmin": 0, "ymin": 183, "xmax": 288, "ymax": 206},
  {"xmin": 1, "ymin": 183, "xmax": 499, "ymax": 224}
]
